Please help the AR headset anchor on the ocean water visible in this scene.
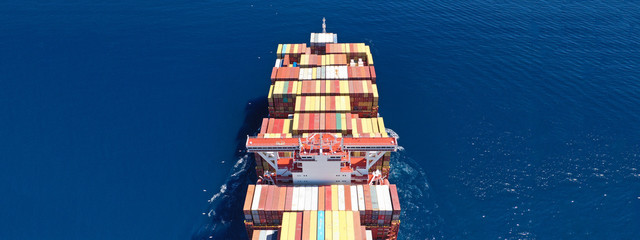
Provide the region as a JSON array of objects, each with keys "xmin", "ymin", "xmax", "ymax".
[{"xmin": 1, "ymin": 0, "xmax": 640, "ymax": 239}]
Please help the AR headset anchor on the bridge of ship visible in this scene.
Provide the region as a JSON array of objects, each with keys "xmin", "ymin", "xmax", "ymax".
[{"xmin": 246, "ymin": 133, "xmax": 397, "ymax": 183}]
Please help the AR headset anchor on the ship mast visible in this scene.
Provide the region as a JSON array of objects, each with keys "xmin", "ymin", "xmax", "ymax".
[{"xmin": 322, "ymin": 17, "xmax": 326, "ymax": 33}]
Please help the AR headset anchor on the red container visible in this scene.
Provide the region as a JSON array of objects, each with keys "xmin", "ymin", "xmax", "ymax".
[
  {"xmin": 285, "ymin": 186, "xmax": 293, "ymax": 211},
  {"xmin": 267, "ymin": 118, "xmax": 275, "ymax": 134},
  {"xmin": 344, "ymin": 185, "xmax": 352, "ymax": 211},
  {"xmin": 295, "ymin": 212, "xmax": 303, "ymax": 240},
  {"xmin": 318, "ymin": 186, "xmax": 325, "ymax": 211},
  {"xmin": 302, "ymin": 210, "xmax": 310, "ymax": 239},
  {"xmin": 283, "ymin": 55, "xmax": 290, "ymax": 66},
  {"xmin": 243, "ymin": 185, "xmax": 255, "ymax": 221},
  {"xmin": 369, "ymin": 66, "xmax": 377, "ymax": 83},
  {"xmin": 325, "ymin": 185, "xmax": 332, "ymax": 210},
  {"xmin": 270, "ymin": 67, "xmax": 278, "ymax": 83},
  {"xmin": 259, "ymin": 118, "xmax": 268, "ymax": 134},
  {"xmin": 353, "ymin": 213, "xmax": 363, "ymax": 240},
  {"xmin": 364, "ymin": 185, "xmax": 372, "ymax": 224},
  {"xmin": 389, "ymin": 184, "xmax": 401, "ymax": 221}
]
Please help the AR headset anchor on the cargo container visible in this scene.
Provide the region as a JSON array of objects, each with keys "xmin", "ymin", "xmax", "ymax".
[
  {"xmin": 243, "ymin": 19, "xmax": 401, "ymax": 240},
  {"xmin": 243, "ymin": 184, "xmax": 401, "ymax": 239}
]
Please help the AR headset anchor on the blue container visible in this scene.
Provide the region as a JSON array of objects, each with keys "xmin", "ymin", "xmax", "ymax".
[
  {"xmin": 317, "ymin": 211, "xmax": 325, "ymax": 240},
  {"xmin": 281, "ymin": 44, "xmax": 287, "ymax": 58}
]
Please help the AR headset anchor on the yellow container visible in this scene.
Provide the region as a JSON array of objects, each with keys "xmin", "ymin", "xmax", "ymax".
[
  {"xmin": 332, "ymin": 211, "xmax": 340, "ymax": 240},
  {"xmin": 344, "ymin": 96, "xmax": 351, "ymax": 111},
  {"xmin": 301, "ymin": 54, "xmax": 307, "ymax": 66},
  {"xmin": 277, "ymin": 44, "xmax": 283, "ymax": 57},
  {"xmin": 362, "ymin": 81, "xmax": 369, "ymax": 95},
  {"xmin": 315, "ymin": 81, "xmax": 322, "ymax": 95},
  {"xmin": 274, "ymin": 81, "xmax": 282, "ymax": 95},
  {"xmin": 325, "ymin": 211, "xmax": 333, "ymax": 240},
  {"xmin": 316, "ymin": 96, "xmax": 321, "ymax": 111},
  {"xmin": 280, "ymin": 212, "xmax": 290, "ymax": 240},
  {"xmin": 293, "ymin": 114, "xmax": 300, "ymax": 133},
  {"xmin": 339, "ymin": 81, "xmax": 349, "ymax": 95},
  {"xmin": 358, "ymin": 43, "xmax": 366, "ymax": 54},
  {"xmin": 346, "ymin": 211, "xmax": 355, "ymax": 240},
  {"xmin": 305, "ymin": 96, "xmax": 311, "ymax": 112},
  {"xmin": 339, "ymin": 211, "xmax": 347, "ymax": 240},
  {"xmin": 371, "ymin": 118, "xmax": 379, "ymax": 134},
  {"xmin": 372, "ymin": 84, "xmax": 379, "ymax": 100},
  {"xmin": 309, "ymin": 211, "xmax": 317, "ymax": 240},
  {"xmin": 295, "ymin": 97, "xmax": 301, "ymax": 112},
  {"xmin": 289, "ymin": 212, "xmax": 297, "ymax": 240},
  {"xmin": 283, "ymin": 119, "xmax": 291, "ymax": 134},
  {"xmin": 324, "ymin": 80, "xmax": 331, "ymax": 95},
  {"xmin": 351, "ymin": 118, "xmax": 359, "ymax": 136},
  {"xmin": 378, "ymin": 117, "xmax": 388, "ymax": 137}
]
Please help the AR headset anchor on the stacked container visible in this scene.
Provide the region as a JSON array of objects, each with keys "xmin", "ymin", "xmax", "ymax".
[
  {"xmin": 246, "ymin": 30, "xmax": 400, "ymax": 240},
  {"xmin": 243, "ymin": 184, "xmax": 401, "ymax": 239},
  {"xmin": 268, "ymin": 81, "xmax": 298, "ymax": 118},
  {"xmin": 310, "ymin": 33, "xmax": 338, "ymax": 54},
  {"xmin": 251, "ymin": 230, "xmax": 278, "ymax": 240},
  {"xmin": 277, "ymin": 43, "xmax": 307, "ymax": 64}
]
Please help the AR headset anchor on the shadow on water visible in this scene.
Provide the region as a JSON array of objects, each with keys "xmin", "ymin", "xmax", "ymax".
[{"xmin": 191, "ymin": 97, "xmax": 267, "ymax": 240}]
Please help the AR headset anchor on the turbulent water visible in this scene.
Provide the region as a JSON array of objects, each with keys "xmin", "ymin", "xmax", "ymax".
[{"xmin": 2, "ymin": 0, "xmax": 640, "ymax": 239}]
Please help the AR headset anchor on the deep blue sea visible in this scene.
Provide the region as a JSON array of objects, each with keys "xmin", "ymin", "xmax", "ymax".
[{"xmin": 2, "ymin": 0, "xmax": 640, "ymax": 239}]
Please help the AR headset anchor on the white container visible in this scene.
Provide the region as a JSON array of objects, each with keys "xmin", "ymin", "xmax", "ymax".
[
  {"xmin": 299, "ymin": 68, "xmax": 312, "ymax": 80},
  {"xmin": 375, "ymin": 185, "xmax": 384, "ymax": 224},
  {"xmin": 350, "ymin": 185, "xmax": 358, "ymax": 212},
  {"xmin": 305, "ymin": 186, "xmax": 313, "ymax": 210},
  {"xmin": 337, "ymin": 66, "xmax": 348, "ymax": 79},
  {"xmin": 338, "ymin": 185, "xmax": 345, "ymax": 211},
  {"xmin": 298, "ymin": 186, "xmax": 306, "ymax": 211},
  {"xmin": 258, "ymin": 229, "xmax": 267, "ymax": 240},
  {"xmin": 383, "ymin": 185, "xmax": 393, "ymax": 218},
  {"xmin": 332, "ymin": 211, "xmax": 340, "ymax": 240},
  {"xmin": 312, "ymin": 186, "xmax": 318, "ymax": 211},
  {"xmin": 292, "ymin": 186, "xmax": 299, "ymax": 211},
  {"xmin": 357, "ymin": 185, "xmax": 366, "ymax": 212},
  {"xmin": 318, "ymin": 66, "xmax": 325, "ymax": 80},
  {"xmin": 251, "ymin": 185, "xmax": 262, "ymax": 214}
]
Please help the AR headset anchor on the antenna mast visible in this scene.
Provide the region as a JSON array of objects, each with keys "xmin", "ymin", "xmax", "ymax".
[{"xmin": 322, "ymin": 17, "xmax": 327, "ymax": 33}]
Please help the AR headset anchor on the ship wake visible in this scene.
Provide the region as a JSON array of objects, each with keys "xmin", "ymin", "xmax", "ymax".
[
  {"xmin": 387, "ymin": 128, "xmax": 444, "ymax": 240},
  {"xmin": 192, "ymin": 154, "xmax": 257, "ymax": 240},
  {"xmin": 192, "ymin": 97, "xmax": 266, "ymax": 240}
]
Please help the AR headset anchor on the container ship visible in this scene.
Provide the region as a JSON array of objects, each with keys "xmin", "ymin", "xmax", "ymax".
[{"xmin": 242, "ymin": 19, "xmax": 401, "ymax": 240}]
